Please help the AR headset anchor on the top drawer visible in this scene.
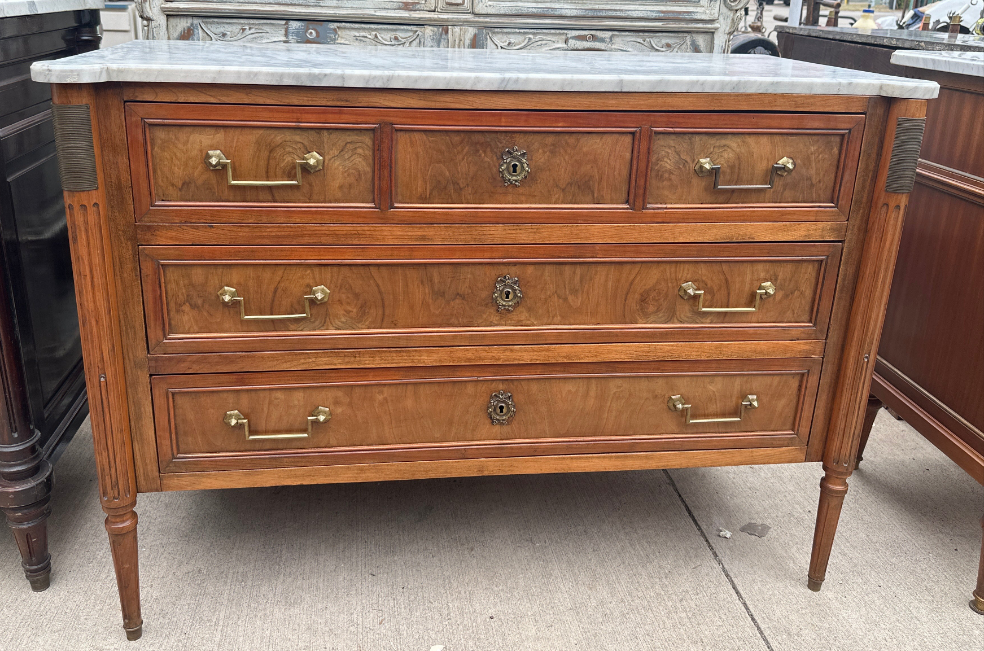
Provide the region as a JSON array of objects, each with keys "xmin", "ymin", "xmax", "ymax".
[
  {"xmin": 125, "ymin": 103, "xmax": 863, "ymax": 223},
  {"xmin": 647, "ymin": 114, "xmax": 865, "ymax": 219},
  {"xmin": 126, "ymin": 103, "xmax": 379, "ymax": 221}
]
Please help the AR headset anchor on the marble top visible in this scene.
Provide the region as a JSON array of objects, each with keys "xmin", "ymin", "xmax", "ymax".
[
  {"xmin": 30, "ymin": 40, "xmax": 939, "ymax": 99},
  {"xmin": 891, "ymin": 50, "xmax": 984, "ymax": 78},
  {"xmin": 776, "ymin": 25, "xmax": 984, "ymax": 52},
  {"xmin": 0, "ymin": 0, "xmax": 102, "ymax": 18}
]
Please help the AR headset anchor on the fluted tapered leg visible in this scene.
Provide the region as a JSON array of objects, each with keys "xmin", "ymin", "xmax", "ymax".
[
  {"xmin": 106, "ymin": 508, "xmax": 142, "ymax": 640},
  {"xmin": 808, "ymin": 468, "xmax": 850, "ymax": 591}
]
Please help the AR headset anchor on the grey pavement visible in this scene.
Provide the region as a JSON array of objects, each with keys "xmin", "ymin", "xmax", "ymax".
[{"xmin": 1, "ymin": 409, "xmax": 981, "ymax": 650}]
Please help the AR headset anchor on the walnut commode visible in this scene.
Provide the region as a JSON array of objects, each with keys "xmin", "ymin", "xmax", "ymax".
[{"xmin": 31, "ymin": 41, "xmax": 936, "ymax": 640}]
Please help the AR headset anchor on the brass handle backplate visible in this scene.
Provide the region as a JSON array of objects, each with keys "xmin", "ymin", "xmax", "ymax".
[
  {"xmin": 493, "ymin": 275, "xmax": 523, "ymax": 312},
  {"xmin": 678, "ymin": 281, "xmax": 775, "ymax": 313},
  {"xmin": 205, "ymin": 149, "xmax": 324, "ymax": 187},
  {"xmin": 499, "ymin": 146, "xmax": 530, "ymax": 186},
  {"xmin": 694, "ymin": 156, "xmax": 794, "ymax": 190},
  {"xmin": 667, "ymin": 394, "xmax": 758, "ymax": 424},
  {"xmin": 488, "ymin": 390, "xmax": 516, "ymax": 425},
  {"xmin": 224, "ymin": 406, "xmax": 331, "ymax": 440},
  {"xmin": 218, "ymin": 285, "xmax": 330, "ymax": 321}
]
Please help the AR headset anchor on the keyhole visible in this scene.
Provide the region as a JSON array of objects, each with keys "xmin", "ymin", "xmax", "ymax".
[
  {"xmin": 498, "ymin": 404, "xmax": 506, "ymax": 414},
  {"xmin": 503, "ymin": 289, "xmax": 512, "ymax": 300},
  {"xmin": 511, "ymin": 162, "xmax": 520, "ymax": 174}
]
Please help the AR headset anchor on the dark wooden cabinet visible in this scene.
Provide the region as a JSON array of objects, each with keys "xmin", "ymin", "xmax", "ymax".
[
  {"xmin": 0, "ymin": 9, "xmax": 99, "ymax": 591},
  {"xmin": 779, "ymin": 28, "xmax": 984, "ymax": 614}
]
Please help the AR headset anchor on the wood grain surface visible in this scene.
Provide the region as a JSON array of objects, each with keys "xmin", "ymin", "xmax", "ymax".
[
  {"xmin": 152, "ymin": 358, "xmax": 820, "ymax": 473},
  {"xmin": 140, "ymin": 243, "xmax": 841, "ymax": 353},
  {"xmin": 145, "ymin": 123, "xmax": 375, "ymax": 206},
  {"xmin": 647, "ymin": 113, "xmax": 864, "ymax": 219},
  {"xmin": 393, "ymin": 128, "xmax": 635, "ymax": 206},
  {"xmin": 121, "ymin": 84, "xmax": 873, "ymax": 113},
  {"xmin": 649, "ymin": 131, "xmax": 842, "ymax": 206}
]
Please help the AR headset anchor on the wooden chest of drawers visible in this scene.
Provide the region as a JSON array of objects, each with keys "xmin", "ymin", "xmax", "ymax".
[{"xmin": 32, "ymin": 41, "xmax": 937, "ymax": 640}]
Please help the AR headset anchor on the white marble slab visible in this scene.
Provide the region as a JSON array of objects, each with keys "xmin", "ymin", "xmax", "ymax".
[
  {"xmin": 891, "ymin": 50, "xmax": 984, "ymax": 79},
  {"xmin": 0, "ymin": 0, "xmax": 102, "ymax": 18},
  {"xmin": 31, "ymin": 40, "xmax": 939, "ymax": 99}
]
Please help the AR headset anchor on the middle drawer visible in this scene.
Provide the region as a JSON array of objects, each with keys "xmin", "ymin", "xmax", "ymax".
[{"xmin": 140, "ymin": 243, "xmax": 841, "ymax": 354}]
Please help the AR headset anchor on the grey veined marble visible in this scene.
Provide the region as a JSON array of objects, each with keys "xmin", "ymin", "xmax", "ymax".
[
  {"xmin": 891, "ymin": 50, "xmax": 984, "ymax": 79},
  {"xmin": 0, "ymin": 0, "xmax": 102, "ymax": 18},
  {"xmin": 31, "ymin": 40, "xmax": 939, "ymax": 99}
]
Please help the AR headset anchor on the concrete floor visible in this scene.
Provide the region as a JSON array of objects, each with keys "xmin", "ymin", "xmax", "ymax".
[{"xmin": 1, "ymin": 409, "xmax": 981, "ymax": 650}]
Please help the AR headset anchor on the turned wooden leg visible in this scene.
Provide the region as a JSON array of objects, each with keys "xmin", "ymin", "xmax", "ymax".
[
  {"xmin": 106, "ymin": 508, "xmax": 142, "ymax": 640},
  {"xmin": 808, "ymin": 467, "xmax": 850, "ymax": 591},
  {"xmin": 972, "ymin": 515, "xmax": 984, "ymax": 615},
  {"xmin": 4, "ymin": 495, "xmax": 52, "ymax": 591},
  {"xmin": 855, "ymin": 396, "xmax": 883, "ymax": 468},
  {"xmin": 0, "ymin": 431, "xmax": 54, "ymax": 592}
]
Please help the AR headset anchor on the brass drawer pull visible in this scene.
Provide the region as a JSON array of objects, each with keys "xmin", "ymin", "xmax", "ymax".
[
  {"xmin": 488, "ymin": 390, "xmax": 516, "ymax": 425},
  {"xmin": 224, "ymin": 406, "xmax": 331, "ymax": 440},
  {"xmin": 204, "ymin": 149, "xmax": 324, "ymax": 187},
  {"xmin": 499, "ymin": 146, "xmax": 530, "ymax": 186},
  {"xmin": 218, "ymin": 285, "xmax": 330, "ymax": 321},
  {"xmin": 678, "ymin": 281, "xmax": 776, "ymax": 313},
  {"xmin": 667, "ymin": 394, "xmax": 758, "ymax": 424},
  {"xmin": 694, "ymin": 156, "xmax": 795, "ymax": 190},
  {"xmin": 493, "ymin": 275, "xmax": 523, "ymax": 312}
]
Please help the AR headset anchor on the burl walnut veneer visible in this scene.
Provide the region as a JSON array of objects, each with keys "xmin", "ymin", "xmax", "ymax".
[{"xmin": 30, "ymin": 42, "xmax": 937, "ymax": 640}]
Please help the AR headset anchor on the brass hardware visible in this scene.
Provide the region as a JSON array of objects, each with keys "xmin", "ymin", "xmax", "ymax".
[
  {"xmin": 499, "ymin": 146, "xmax": 530, "ymax": 186},
  {"xmin": 693, "ymin": 156, "xmax": 795, "ymax": 190},
  {"xmin": 218, "ymin": 285, "xmax": 330, "ymax": 321},
  {"xmin": 493, "ymin": 275, "xmax": 523, "ymax": 312},
  {"xmin": 488, "ymin": 390, "xmax": 516, "ymax": 425},
  {"xmin": 223, "ymin": 406, "xmax": 331, "ymax": 440},
  {"xmin": 204, "ymin": 149, "xmax": 324, "ymax": 187},
  {"xmin": 667, "ymin": 394, "xmax": 758, "ymax": 424},
  {"xmin": 678, "ymin": 281, "xmax": 776, "ymax": 313}
]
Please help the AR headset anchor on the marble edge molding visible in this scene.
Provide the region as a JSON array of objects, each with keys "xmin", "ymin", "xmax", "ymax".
[
  {"xmin": 891, "ymin": 50, "xmax": 984, "ymax": 78},
  {"xmin": 30, "ymin": 42, "xmax": 940, "ymax": 99},
  {"xmin": 0, "ymin": 0, "xmax": 104, "ymax": 18}
]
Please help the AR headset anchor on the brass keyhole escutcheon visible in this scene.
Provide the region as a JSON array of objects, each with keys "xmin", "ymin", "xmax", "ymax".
[
  {"xmin": 488, "ymin": 390, "xmax": 516, "ymax": 425},
  {"xmin": 493, "ymin": 275, "xmax": 523, "ymax": 312},
  {"xmin": 499, "ymin": 146, "xmax": 530, "ymax": 186}
]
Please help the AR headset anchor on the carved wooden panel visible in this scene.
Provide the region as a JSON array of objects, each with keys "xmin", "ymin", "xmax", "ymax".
[
  {"xmin": 478, "ymin": 28, "xmax": 712, "ymax": 52},
  {"xmin": 176, "ymin": 18, "xmax": 448, "ymax": 47},
  {"xmin": 152, "ymin": 358, "xmax": 821, "ymax": 472}
]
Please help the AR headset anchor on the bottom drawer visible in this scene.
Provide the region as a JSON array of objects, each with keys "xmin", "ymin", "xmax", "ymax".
[{"xmin": 152, "ymin": 359, "xmax": 821, "ymax": 473}]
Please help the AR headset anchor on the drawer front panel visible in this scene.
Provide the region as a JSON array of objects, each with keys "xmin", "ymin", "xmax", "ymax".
[
  {"xmin": 647, "ymin": 114, "xmax": 864, "ymax": 217},
  {"xmin": 145, "ymin": 123, "xmax": 375, "ymax": 205},
  {"xmin": 153, "ymin": 359, "xmax": 821, "ymax": 472},
  {"xmin": 141, "ymin": 244, "xmax": 841, "ymax": 353},
  {"xmin": 392, "ymin": 127, "xmax": 636, "ymax": 207},
  {"xmin": 126, "ymin": 103, "xmax": 378, "ymax": 219},
  {"xmin": 127, "ymin": 106, "xmax": 863, "ymax": 222}
]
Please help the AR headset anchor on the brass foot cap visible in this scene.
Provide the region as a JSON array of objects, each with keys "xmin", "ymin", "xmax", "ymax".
[
  {"xmin": 125, "ymin": 624, "xmax": 143, "ymax": 641},
  {"xmin": 807, "ymin": 578, "xmax": 823, "ymax": 592},
  {"xmin": 28, "ymin": 574, "xmax": 50, "ymax": 592},
  {"xmin": 971, "ymin": 597, "xmax": 984, "ymax": 615}
]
